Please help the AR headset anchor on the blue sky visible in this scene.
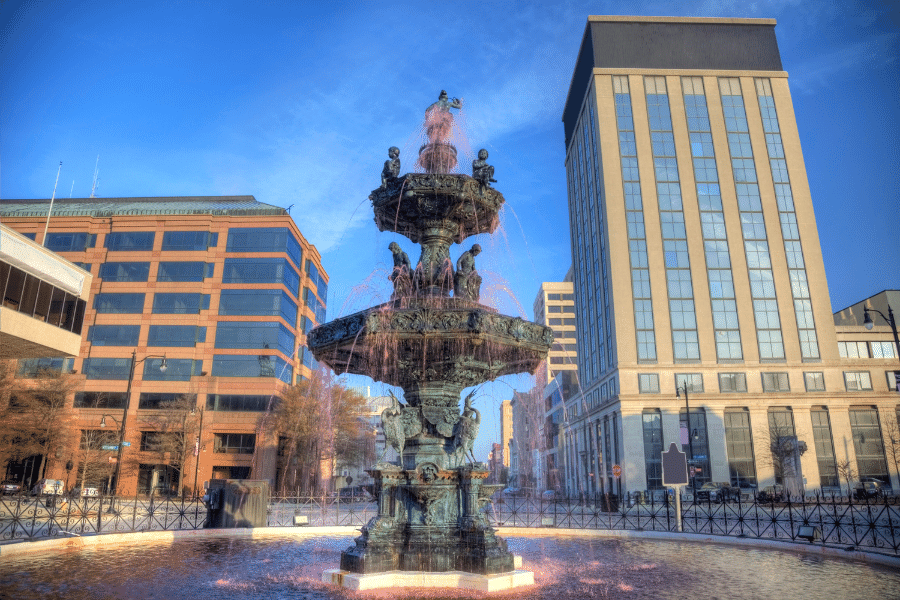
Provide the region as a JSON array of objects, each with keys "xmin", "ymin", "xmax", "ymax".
[{"xmin": 2, "ymin": 1, "xmax": 898, "ymax": 460}]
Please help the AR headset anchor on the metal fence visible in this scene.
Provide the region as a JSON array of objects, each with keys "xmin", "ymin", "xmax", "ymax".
[{"xmin": 2, "ymin": 492, "xmax": 898, "ymax": 556}]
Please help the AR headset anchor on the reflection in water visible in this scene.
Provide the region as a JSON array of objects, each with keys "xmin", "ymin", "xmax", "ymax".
[{"xmin": 1, "ymin": 535, "xmax": 897, "ymax": 600}]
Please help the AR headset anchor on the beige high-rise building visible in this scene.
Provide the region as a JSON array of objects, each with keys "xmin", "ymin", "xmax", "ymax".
[
  {"xmin": 533, "ymin": 270, "xmax": 578, "ymax": 383},
  {"xmin": 561, "ymin": 16, "xmax": 899, "ymax": 499}
]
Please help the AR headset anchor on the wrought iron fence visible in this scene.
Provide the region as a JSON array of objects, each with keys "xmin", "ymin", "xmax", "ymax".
[{"xmin": 2, "ymin": 491, "xmax": 898, "ymax": 556}]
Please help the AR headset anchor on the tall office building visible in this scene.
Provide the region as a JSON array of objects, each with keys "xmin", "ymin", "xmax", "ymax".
[
  {"xmin": 562, "ymin": 17, "xmax": 898, "ymax": 498},
  {"xmin": 0, "ymin": 196, "xmax": 327, "ymax": 494},
  {"xmin": 533, "ymin": 270, "xmax": 578, "ymax": 382}
]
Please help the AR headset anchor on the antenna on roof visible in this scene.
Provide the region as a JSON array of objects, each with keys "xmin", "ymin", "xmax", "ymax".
[
  {"xmin": 43, "ymin": 162, "xmax": 62, "ymax": 246},
  {"xmin": 90, "ymin": 155, "xmax": 100, "ymax": 198},
  {"xmin": 69, "ymin": 180, "xmax": 75, "ymax": 198}
]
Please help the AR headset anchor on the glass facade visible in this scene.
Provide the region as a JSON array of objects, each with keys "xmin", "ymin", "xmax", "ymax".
[
  {"xmin": 642, "ymin": 409, "xmax": 663, "ymax": 489},
  {"xmin": 214, "ymin": 321, "xmax": 295, "ymax": 357},
  {"xmin": 147, "ymin": 325, "xmax": 206, "ymax": 347},
  {"xmin": 212, "ymin": 354, "xmax": 293, "ymax": 384},
  {"xmin": 768, "ymin": 408, "xmax": 796, "ymax": 485},
  {"xmin": 88, "ymin": 324, "xmax": 141, "ymax": 347},
  {"xmin": 156, "ymin": 261, "xmax": 214, "ymax": 282},
  {"xmin": 161, "ymin": 231, "xmax": 218, "ymax": 251},
  {"xmin": 104, "ymin": 231, "xmax": 155, "ymax": 251},
  {"xmin": 94, "ymin": 293, "xmax": 144, "ymax": 314},
  {"xmin": 810, "ymin": 408, "xmax": 839, "ymax": 488},
  {"xmin": 1, "ymin": 263, "xmax": 86, "ymax": 333},
  {"xmin": 719, "ymin": 78, "xmax": 785, "ymax": 361},
  {"xmin": 142, "ymin": 358, "xmax": 202, "ymax": 381},
  {"xmin": 74, "ymin": 391, "xmax": 126, "ymax": 409},
  {"xmin": 151, "ymin": 293, "xmax": 210, "ymax": 314},
  {"xmin": 226, "ymin": 227, "xmax": 302, "ymax": 268},
  {"xmin": 219, "ymin": 289, "xmax": 297, "ymax": 326},
  {"xmin": 645, "ymin": 76, "xmax": 699, "ymax": 361},
  {"xmin": 44, "ymin": 232, "xmax": 96, "ymax": 252},
  {"xmin": 83, "ymin": 357, "xmax": 132, "ymax": 380},
  {"xmin": 681, "ymin": 408, "xmax": 710, "ymax": 486},
  {"xmin": 848, "ymin": 407, "xmax": 889, "ymax": 484},
  {"xmin": 682, "ymin": 76, "xmax": 742, "ymax": 360},
  {"xmin": 614, "ymin": 75, "xmax": 656, "ymax": 363},
  {"xmin": 206, "ymin": 394, "xmax": 275, "ymax": 412},
  {"xmin": 755, "ymin": 78, "xmax": 820, "ymax": 360}
]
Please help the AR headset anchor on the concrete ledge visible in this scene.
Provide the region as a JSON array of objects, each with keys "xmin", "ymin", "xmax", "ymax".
[{"xmin": 322, "ymin": 566, "xmax": 534, "ymax": 592}]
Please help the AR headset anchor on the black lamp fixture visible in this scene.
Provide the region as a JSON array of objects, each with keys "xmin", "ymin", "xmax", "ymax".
[{"xmin": 863, "ymin": 304, "xmax": 900, "ymax": 362}]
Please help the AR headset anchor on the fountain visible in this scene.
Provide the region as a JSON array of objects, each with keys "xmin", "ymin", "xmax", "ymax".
[{"xmin": 307, "ymin": 90, "xmax": 553, "ymax": 590}]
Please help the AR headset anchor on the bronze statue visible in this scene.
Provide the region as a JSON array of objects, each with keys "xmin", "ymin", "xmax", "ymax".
[
  {"xmin": 426, "ymin": 90, "xmax": 463, "ymax": 114},
  {"xmin": 380, "ymin": 390, "xmax": 405, "ymax": 461},
  {"xmin": 472, "ymin": 149, "xmax": 496, "ymax": 187},
  {"xmin": 454, "ymin": 390, "xmax": 481, "ymax": 464},
  {"xmin": 453, "ymin": 243, "xmax": 482, "ymax": 302},
  {"xmin": 381, "ymin": 146, "xmax": 401, "ymax": 187},
  {"xmin": 388, "ymin": 242, "xmax": 412, "ymax": 298}
]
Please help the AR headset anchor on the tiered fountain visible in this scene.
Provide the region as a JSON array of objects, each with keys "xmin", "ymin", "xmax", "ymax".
[{"xmin": 307, "ymin": 91, "xmax": 552, "ymax": 591}]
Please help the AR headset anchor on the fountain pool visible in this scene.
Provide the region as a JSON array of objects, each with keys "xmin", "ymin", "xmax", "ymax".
[{"xmin": 1, "ymin": 531, "xmax": 897, "ymax": 599}]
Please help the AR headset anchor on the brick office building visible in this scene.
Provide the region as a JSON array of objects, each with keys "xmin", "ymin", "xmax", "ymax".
[{"xmin": 0, "ymin": 196, "xmax": 327, "ymax": 495}]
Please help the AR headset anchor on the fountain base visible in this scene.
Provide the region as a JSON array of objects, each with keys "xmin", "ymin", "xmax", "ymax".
[{"xmin": 324, "ymin": 559, "xmax": 534, "ymax": 592}]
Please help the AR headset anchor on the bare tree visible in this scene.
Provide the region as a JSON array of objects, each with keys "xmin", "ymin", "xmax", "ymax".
[
  {"xmin": 758, "ymin": 410, "xmax": 806, "ymax": 497},
  {"xmin": 883, "ymin": 412, "xmax": 900, "ymax": 487},
  {"xmin": 139, "ymin": 394, "xmax": 200, "ymax": 496},
  {"xmin": 275, "ymin": 370, "xmax": 367, "ymax": 495},
  {"xmin": 836, "ymin": 459, "xmax": 857, "ymax": 497},
  {"xmin": 76, "ymin": 429, "xmax": 117, "ymax": 492},
  {"xmin": 0, "ymin": 367, "xmax": 77, "ymax": 486}
]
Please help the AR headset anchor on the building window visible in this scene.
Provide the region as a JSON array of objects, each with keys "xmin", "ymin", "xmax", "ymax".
[
  {"xmin": 681, "ymin": 408, "xmax": 710, "ymax": 487},
  {"xmin": 161, "ymin": 231, "xmax": 217, "ymax": 251},
  {"xmin": 214, "ymin": 321, "xmax": 295, "ymax": 357},
  {"xmin": 226, "ymin": 227, "xmax": 302, "ymax": 268},
  {"xmin": 214, "ymin": 433, "xmax": 256, "ymax": 454},
  {"xmin": 93, "ymin": 293, "xmax": 145, "ymax": 314},
  {"xmin": 804, "ymin": 372, "xmax": 825, "ymax": 392},
  {"xmin": 142, "ymin": 358, "xmax": 202, "ymax": 381},
  {"xmin": 848, "ymin": 407, "xmax": 890, "ymax": 485},
  {"xmin": 83, "ymin": 358, "xmax": 132, "ymax": 380},
  {"xmin": 718, "ymin": 373, "xmax": 747, "ymax": 393},
  {"xmin": 152, "ymin": 293, "xmax": 210, "ymax": 314},
  {"xmin": 810, "ymin": 408, "xmax": 839, "ymax": 489},
  {"xmin": 74, "ymin": 392, "xmax": 127, "ymax": 409},
  {"xmin": 305, "ymin": 259, "xmax": 328, "ymax": 301},
  {"xmin": 761, "ymin": 372, "xmax": 790, "ymax": 392},
  {"xmin": 767, "ymin": 408, "xmax": 796, "ymax": 486},
  {"xmin": 723, "ymin": 408, "xmax": 756, "ymax": 487},
  {"xmin": 642, "ymin": 409, "xmax": 663, "ymax": 490},
  {"xmin": 138, "ymin": 392, "xmax": 181, "ymax": 409},
  {"xmin": 219, "ymin": 289, "xmax": 297, "ymax": 326},
  {"xmin": 16, "ymin": 357, "xmax": 74, "ymax": 377},
  {"xmin": 675, "ymin": 373, "xmax": 703, "ymax": 393},
  {"xmin": 88, "ymin": 324, "xmax": 141, "ymax": 347},
  {"xmin": 222, "ymin": 258, "xmax": 300, "ymax": 295},
  {"xmin": 104, "ymin": 231, "xmax": 155, "ymax": 251},
  {"xmin": 157, "ymin": 261, "xmax": 214, "ymax": 282},
  {"xmin": 44, "ymin": 232, "xmax": 96, "ymax": 252},
  {"xmin": 302, "ymin": 287, "xmax": 327, "ymax": 323},
  {"xmin": 886, "ymin": 371, "xmax": 900, "ymax": 393},
  {"xmin": 140, "ymin": 431, "xmax": 183, "ymax": 452},
  {"xmin": 212, "ymin": 354, "xmax": 292, "ymax": 384},
  {"xmin": 638, "ymin": 373, "xmax": 660, "ymax": 394},
  {"xmin": 844, "ymin": 371, "xmax": 873, "ymax": 391},
  {"xmin": 99, "ymin": 262, "xmax": 150, "ymax": 282},
  {"xmin": 871, "ymin": 341, "xmax": 898, "ymax": 359},
  {"xmin": 838, "ymin": 341, "xmax": 869, "ymax": 359},
  {"xmin": 147, "ymin": 325, "xmax": 206, "ymax": 347},
  {"xmin": 206, "ymin": 395, "xmax": 276, "ymax": 412}
]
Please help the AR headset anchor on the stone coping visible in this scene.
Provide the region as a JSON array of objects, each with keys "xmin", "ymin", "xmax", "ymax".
[{"xmin": 2, "ymin": 526, "xmax": 897, "ymax": 570}]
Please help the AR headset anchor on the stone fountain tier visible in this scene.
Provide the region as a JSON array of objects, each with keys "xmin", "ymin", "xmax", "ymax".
[
  {"xmin": 341, "ymin": 463, "xmax": 512, "ymax": 575},
  {"xmin": 370, "ymin": 172, "xmax": 504, "ymax": 244},
  {"xmin": 306, "ymin": 296, "xmax": 553, "ymax": 395}
]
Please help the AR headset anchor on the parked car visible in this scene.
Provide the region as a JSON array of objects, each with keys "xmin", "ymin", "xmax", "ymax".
[
  {"xmin": 502, "ymin": 487, "xmax": 525, "ymax": 497},
  {"xmin": 31, "ymin": 479, "xmax": 64, "ymax": 496},
  {"xmin": 1, "ymin": 481, "xmax": 22, "ymax": 495},
  {"xmin": 853, "ymin": 478, "xmax": 886, "ymax": 500},
  {"xmin": 338, "ymin": 486, "xmax": 372, "ymax": 503},
  {"xmin": 695, "ymin": 482, "xmax": 738, "ymax": 503},
  {"xmin": 756, "ymin": 485, "xmax": 784, "ymax": 503},
  {"xmin": 541, "ymin": 490, "xmax": 560, "ymax": 502}
]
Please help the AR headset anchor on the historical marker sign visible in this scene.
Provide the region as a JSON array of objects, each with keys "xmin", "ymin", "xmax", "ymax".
[{"xmin": 661, "ymin": 443, "xmax": 688, "ymax": 486}]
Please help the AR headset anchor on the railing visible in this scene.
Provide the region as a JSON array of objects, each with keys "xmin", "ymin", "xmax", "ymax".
[{"xmin": 2, "ymin": 491, "xmax": 898, "ymax": 556}]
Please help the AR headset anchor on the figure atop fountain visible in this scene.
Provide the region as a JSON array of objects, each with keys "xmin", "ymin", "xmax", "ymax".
[
  {"xmin": 388, "ymin": 242, "xmax": 412, "ymax": 299},
  {"xmin": 419, "ymin": 90, "xmax": 463, "ymax": 173},
  {"xmin": 472, "ymin": 149, "xmax": 496, "ymax": 187},
  {"xmin": 454, "ymin": 243, "xmax": 482, "ymax": 302},
  {"xmin": 381, "ymin": 146, "xmax": 401, "ymax": 187}
]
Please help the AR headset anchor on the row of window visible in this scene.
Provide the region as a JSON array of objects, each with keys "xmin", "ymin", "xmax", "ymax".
[
  {"xmin": 838, "ymin": 340, "xmax": 898, "ymax": 360},
  {"xmin": 69, "ymin": 392, "xmax": 279, "ymax": 412},
  {"xmin": 87, "ymin": 321, "xmax": 295, "ymax": 355},
  {"xmin": 92, "ymin": 290, "xmax": 298, "ymax": 326},
  {"xmin": 79, "ymin": 355, "xmax": 293, "ymax": 384},
  {"xmin": 80, "ymin": 429, "xmax": 256, "ymax": 455},
  {"xmin": 637, "ymin": 370, "xmax": 898, "ymax": 394},
  {"xmin": 547, "ymin": 305, "xmax": 576, "ymax": 313},
  {"xmin": 0, "ymin": 263, "xmax": 86, "ymax": 335},
  {"xmin": 547, "ymin": 293, "xmax": 574, "ymax": 301}
]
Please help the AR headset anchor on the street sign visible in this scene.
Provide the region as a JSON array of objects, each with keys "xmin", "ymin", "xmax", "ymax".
[
  {"xmin": 122, "ymin": 441, "xmax": 131, "ymax": 447},
  {"xmin": 612, "ymin": 464, "xmax": 622, "ymax": 478},
  {"xmin": 661, "ymin": 443, "xmax": 688, "ymax": 486},
  {"xmin": 102, "ymin": 445, "xmax": 119, "ymax": 451}
]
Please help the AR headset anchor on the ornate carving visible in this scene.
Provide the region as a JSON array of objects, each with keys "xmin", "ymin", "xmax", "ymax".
[
  {"xmin": 453, "ymin": 244, "xmax": 482, "ymax": 301},
  {"xmin": 380, "ymin": 391, "xmax": 405, "ymax": 460},
  {"xmin": 422, "ymin": 405, "xmax": 459, "ymax": 437}
]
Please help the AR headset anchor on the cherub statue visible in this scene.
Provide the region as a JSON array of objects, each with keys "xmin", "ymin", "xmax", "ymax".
[
  {"xmin": 381, "ymin": 146, "xmax": 401, "ymax": 187},
  {"xmin": 388, "ymin": 241, "xmax": 412, "ymax": 298},
  {"xmin": 455, "ymin": 390, "xmax": 481, "ymax": 464},
  {"xmin": 453, "ymin": 244, "xmax": 482, "ymax": 302},
  {"xmin": 472, "ymin": 149, "xmax": 496, "ymax": 187},
  {"xmin": 380, "ymin": 390, "xmax": 405, "ymax": 462}
]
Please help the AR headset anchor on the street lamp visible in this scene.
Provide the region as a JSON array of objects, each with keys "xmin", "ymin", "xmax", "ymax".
[
  {"xmin": 676, "ymin": 384, "xmax": 696, "ymax": 496},
  {"xmin": 863, "ymin": 304, "xmax": 900, "ymax": 362},
  {"xmin": 105, "ymin": 350, "xmax": 167, "ymax": 509}
]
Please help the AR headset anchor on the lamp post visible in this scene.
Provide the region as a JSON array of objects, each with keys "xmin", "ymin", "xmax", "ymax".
[
  {"xmin": 191, "ymin": 405, "xmax": 205, "ymax": 498},
  {"xmin": 863, "ymin": 304, "xmax": 900, "ymax": 362},
  {"xmin": 676, "ymin": 385, "xmax": 696, "ymax": 496},
  {"xmin": 104, "ymin": 350, "xmax": 166, "ymax": 511}
]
